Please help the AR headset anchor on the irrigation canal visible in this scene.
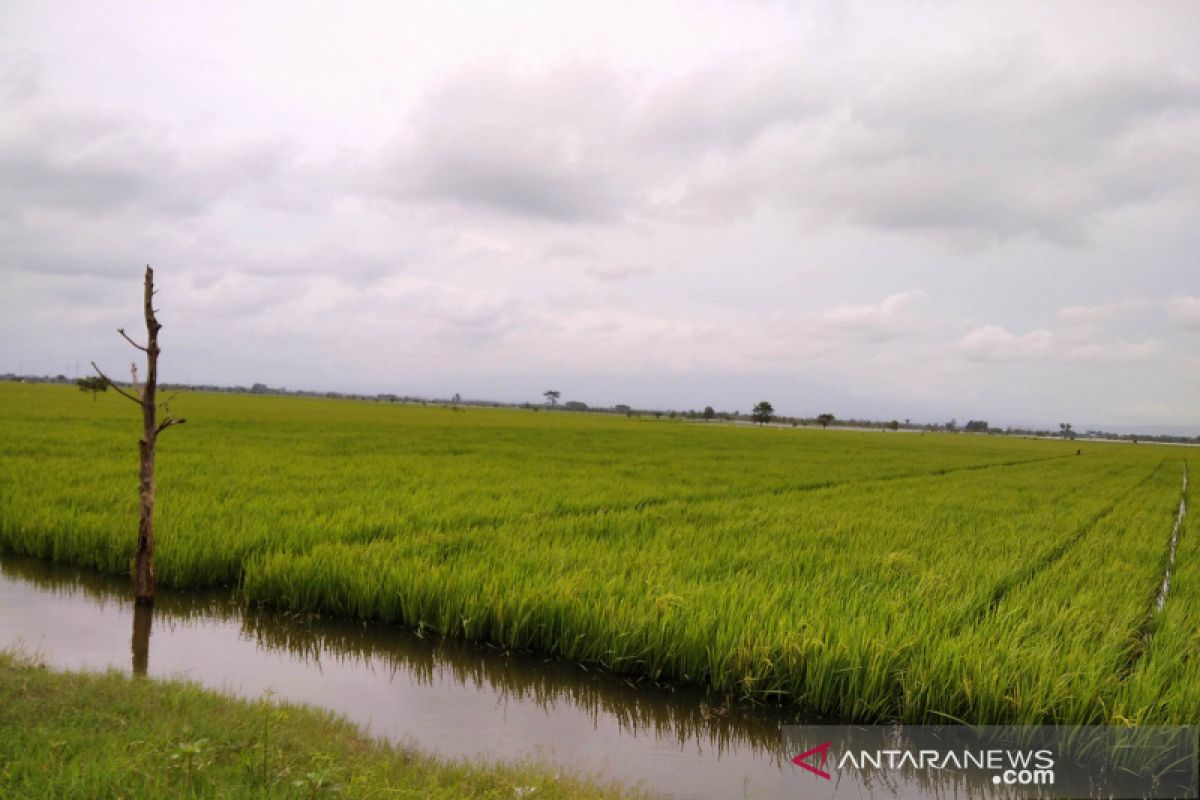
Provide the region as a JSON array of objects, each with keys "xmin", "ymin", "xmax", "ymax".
[
  {"xmin": 4, "ymin": 554, "xmax": 1154, "ymax": 798},
  {"xmin": 0, "ymin": 554, "xmax": 810, "ymax": 799}
]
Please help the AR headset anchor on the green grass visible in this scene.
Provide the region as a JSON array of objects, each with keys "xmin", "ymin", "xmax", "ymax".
[
  {"xmin": 0, "ymin": 382, "xmax": 1193, "ymax": 724},
  {"xmin": 0, "ymin": 650, "xmax": 636, "ymax": 799}
]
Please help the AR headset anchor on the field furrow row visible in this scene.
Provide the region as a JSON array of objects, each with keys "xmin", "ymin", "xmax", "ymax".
[{"xmin": 0, "ymin": 383, "xmax": 1191, "ymax": 724}]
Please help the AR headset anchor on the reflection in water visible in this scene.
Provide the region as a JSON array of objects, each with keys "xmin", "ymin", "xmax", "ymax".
[
  {"xmin": 0, "ymin": 555, "xmax": 788, "ymax": 755},
  {"xmin": 5, "ymin": 556, "xmax": 1172, "ymax": 800},
  {"xmin": 234, "ymin": 608, "xmax": 790, "ymax": 759},
  {"xmin": 131, "ymin": 602, "xmax": 152, "ymax": 678},
  {"xmin": 0, "ymin": 555, "xmax": 804, "ymax": 800}
]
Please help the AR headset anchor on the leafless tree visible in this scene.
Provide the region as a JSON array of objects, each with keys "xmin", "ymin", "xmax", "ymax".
[{"xmin": 91, "ymin": 266, "xmax": 185, "ymax": 606}]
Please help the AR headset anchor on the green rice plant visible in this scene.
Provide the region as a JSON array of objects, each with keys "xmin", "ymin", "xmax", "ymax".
[
  {"xmin": 0, "ymin": 382, "xmax": 1189, "ymax": 724},
  {"xmin": 1112, "ymin": 457, "xmax": 1198, "ymax": 722},
  {"xmin": 900, "ymin": 459, "xmax": 1187, "ymax": 723}
]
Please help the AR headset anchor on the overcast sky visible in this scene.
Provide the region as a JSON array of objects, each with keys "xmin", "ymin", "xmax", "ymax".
[{"xmin": 2, "ymin": 1, "xmax": 1198, "ymax": 430}]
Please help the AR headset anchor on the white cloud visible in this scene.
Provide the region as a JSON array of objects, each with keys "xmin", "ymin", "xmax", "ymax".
[
  {"xmin": 958, "ymin": 324, "xmax": 1162, "ymax": 364},
  {"xmin": 959, "ymin": 326, "xmax": 1055, "ymax": 361},
  {"xmin": 1056, "ymin": 299, "xmax": 1149, "ymax": 325},
  {"xmin": 1064, "ymin": 340, "xmax": 1164, "ymax": 363},
  {"xmin": 812, "ymin": 290, "xmax": 928, "ymax": 340},
  {"xmin": 1169, "ymin": 295, "xmax": 1200, "ymax": 330}
]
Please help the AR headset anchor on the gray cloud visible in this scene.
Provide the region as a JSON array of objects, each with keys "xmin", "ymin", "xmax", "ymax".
[
  {"xmin": 0, "ymin": 98, "xmax": 305, "ymax": 222},
  {"xmin": 1, "ymin": 2, "xmax": 1197, "ymax": 428},
  {"xmin": 378, "ymin": 63, "xmax": 630, "ymax": 222},
  {"xmin": 657, "ymin": 44, "xmax": 1200, "ymax": 243},
  {"xmin": 634, "ymin": 53, "xmax": 826, "ymax": 150}
]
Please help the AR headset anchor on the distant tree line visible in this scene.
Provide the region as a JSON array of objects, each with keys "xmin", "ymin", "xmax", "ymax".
[{"xmin": 9, "ymin": 372, "xmax": 1199, "ymax": 445}]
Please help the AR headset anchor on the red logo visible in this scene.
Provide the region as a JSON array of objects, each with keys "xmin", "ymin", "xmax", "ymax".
[{"xmin": 792, "ymin": 741, "xmax": 833, "ymax": 780}]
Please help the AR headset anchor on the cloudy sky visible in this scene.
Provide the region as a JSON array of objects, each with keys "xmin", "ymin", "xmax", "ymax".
[{"xmin": 2, "ymin": 1, "xmax": 1198, "ymax": 430}]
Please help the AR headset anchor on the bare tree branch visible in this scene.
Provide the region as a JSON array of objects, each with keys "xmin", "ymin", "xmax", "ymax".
[
  {"xmin": 117, "ymin": 327, "xmax": 148, "ymax": 353},
  {"xmin": 155, "ymin": 417, "xmax": 187, "ymax": 435},
  {"xmin": 90, "ymin": 361, "xmax": 143, "ymax": 406},
  {"xmin": 155, "ymin": 397, "xmax": 186, "ymax": 435}
]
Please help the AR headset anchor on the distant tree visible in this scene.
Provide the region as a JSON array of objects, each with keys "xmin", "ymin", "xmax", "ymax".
[
  {"xmin": 1060, "ymin": 422, "xmax": 1075, "ymax": 440},
  {"xmin": 563, "ymin": 400, "xmax": 588, "ymax": 411},
  {"xmin": 250, "ymin": 382, "xmax": 269, "ymax": 394},
  {"xmin": 452, "ymin": 392, "xmax": 462, "ymax": 404},
  {"xmin": 76, "ymin": 376, "xmax": 108, "ymax": 401},
  {"xmin": 702, "ymin": 406, "xmax": 716, "ymax": 420},
  {"xmin": 888, "ymin": 419, "xmax": 900, "ymax": 431},
  {"xmin": 751, "ymin": 401, "xmax": 774, "ymax": 426},
  {"xmin": 614, "ymin": 404, "xmax": 631, "ymax": 414},
  {"xmin": 816, "ymin": 413, "xmax": 835, "ymax": 429},
  {"xmin": 668, "ymin": 410, "xmax": 677, "ymax": 419},
  {"xmin": 543, "ymin": 390, "xmax": 560, "ymax": 407},
  {"xmin": 945, "ymin": 418, "xmax": 959, "ymax": 432},
  {"xmin": 653, "ymin": 411, "xmax": 662, "ymax": 419},
  {"xmin": 964, "ymin": 420, "xmax": 989, "ymax": 433}
]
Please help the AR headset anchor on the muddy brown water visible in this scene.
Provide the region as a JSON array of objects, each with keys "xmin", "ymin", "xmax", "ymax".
[{"xmin": 0, "ymin": 555, "xmax": 808, "ymax": 799}]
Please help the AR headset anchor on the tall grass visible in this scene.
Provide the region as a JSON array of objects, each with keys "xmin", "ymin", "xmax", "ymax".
[{"xmin": 0, "ymin": 383, "xmax": 1192, "ymax": 724}]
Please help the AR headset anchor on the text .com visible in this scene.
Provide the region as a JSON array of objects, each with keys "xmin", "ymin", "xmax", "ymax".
[{"xmin": 995, "ymin": 768, "xmax": 1055, "ymax": 786}]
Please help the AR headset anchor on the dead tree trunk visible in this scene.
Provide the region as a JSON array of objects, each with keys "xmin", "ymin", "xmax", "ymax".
[
  {"xmin": 91, "ymin": 266, "xmax": 185, "ymax": 606},
  {"xmin": 131, "ymin": 602, "xmax": 153, "ymax": 677}
]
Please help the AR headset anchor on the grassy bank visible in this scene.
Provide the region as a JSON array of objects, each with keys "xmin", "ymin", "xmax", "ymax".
[
  {"xmin": 0, "ymin": 651, "xmax": 634, "ymax": 799},
  {"xmin": 0, "ymin": 382, "xmax": 1193, "ymax": 724}
]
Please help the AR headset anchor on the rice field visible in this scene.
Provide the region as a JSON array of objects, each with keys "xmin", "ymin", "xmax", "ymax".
[{"xmin": 0, "ymin": 382, "xmax": 1193, "ymax": 725}]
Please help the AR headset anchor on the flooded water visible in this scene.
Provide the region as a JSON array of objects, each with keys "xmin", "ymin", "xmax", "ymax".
[{"xmin": 0, "ymin": 555, "xmax": 803, "ymax": 799}]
